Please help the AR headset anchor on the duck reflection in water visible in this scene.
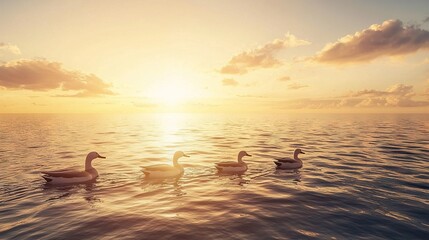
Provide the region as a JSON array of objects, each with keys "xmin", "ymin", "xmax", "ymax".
[
  {"xmin": 42, "ymin": 181, "xmax": 101, "ymax": 206},
  {"xmin": 141, "ymin": 176, "xmax": 186, "ymax": 197}
]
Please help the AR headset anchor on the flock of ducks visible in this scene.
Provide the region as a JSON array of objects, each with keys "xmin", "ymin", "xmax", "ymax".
[{"xmin": 41, "ymin": 149, "xmax": 305, "ymax": 185}]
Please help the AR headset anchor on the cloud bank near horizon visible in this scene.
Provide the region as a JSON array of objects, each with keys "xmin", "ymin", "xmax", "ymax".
[
  {"xmin": 0, "ymin": 59, "xmax": 114, "ymax": 97},
  {"xmin": 282, "ymin": 84, "xmax": 429, "ymax": 109}
]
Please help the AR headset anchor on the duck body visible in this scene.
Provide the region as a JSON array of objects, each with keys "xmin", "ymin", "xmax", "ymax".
[
  {"xmin": 142, "ymin": 151, "xmax": 189, "ymax": 178},
  {"xmin": 274, "ymin": 149, "xmax": 304, "ymax": 170},
  {"xmin": 215, "ymin": 161, "xmax": 247, "ymax": 173},
  {"xmin": 41, "ymin": 152, "xmax": 105, "ymax": 185},
  {"xmin": 215, "ymin": 151, "xmax": 251, "ymax": 173},
  {"xmin": 142, "ymin": 164, "xmax": 184, "ymax": 178}
]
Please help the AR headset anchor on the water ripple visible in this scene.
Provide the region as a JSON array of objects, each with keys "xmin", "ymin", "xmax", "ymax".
[{"xmin": 0, "ymin": 113, "xmax": 428, "ymax": 239}]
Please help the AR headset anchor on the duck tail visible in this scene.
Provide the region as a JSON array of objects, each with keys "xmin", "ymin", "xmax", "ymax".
[
  {"xmin": 42, "ymin": 176, "xmax": 52, "ymax": 182},
  {"xmin": 215, "ymin": 165, "xmax": 222, "ymax": 171},
  {"xmin": 274, "ymin": 161, "xmax": 281, "ymax": 167}
]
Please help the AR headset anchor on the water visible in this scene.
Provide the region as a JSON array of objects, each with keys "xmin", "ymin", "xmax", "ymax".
[{"xmin": 0, "ymin": 113, "xmax": 428, "ymax": 239}]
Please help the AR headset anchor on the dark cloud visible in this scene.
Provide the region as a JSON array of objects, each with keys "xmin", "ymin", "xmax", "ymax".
[
  {"xmin": 220, "ymin": 33, "xmax": 310, "ymax": 74},
  {"xmin": 0, "ymin": 42, "xmax": 20, "ymax": 55},
  {"xmin": 222, "ymin": 78, "xmax": 239, "ymax": 86},
  {"xmin": 0, "ymin": 59, "xmax": 114, "ymax": 97},
  {"xmin": 282, "ymin": 84, "xmax": 429, "ymax": 108},
  {"xmin": 314, "ymin": 19, "xmax": 429, "ymax": 64}
]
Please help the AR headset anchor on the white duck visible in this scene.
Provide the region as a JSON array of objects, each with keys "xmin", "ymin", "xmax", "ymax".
[
  {"xmin": 215, "ymin": 151, "xmax": 251, "ymax": 173},
  {"xmin": 41, "ymin": 151, "xmax": 106, "ymax": 184},
  {"xmin": 274, "ymin": 148, "xmax": 305, "ymax": 169},
  {"xmin": 142, "ymin": 151, "xmax": 189, "ymax": 178}
]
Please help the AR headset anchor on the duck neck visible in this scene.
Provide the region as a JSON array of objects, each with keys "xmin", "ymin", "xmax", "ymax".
[
  {"xmin": 85, "ymin": 158, "xmax": 94, "ymax": 171},
  {"xmin": 293, "ymin": 153, "xmax": 300, "ymax": 161},
  {"xmin": 237, "ymin": 155, "xmax": 244, "ymax": 163},
  {"xmin": 173, "ymin": 157, "xmax": 180, "ymax": 168}
]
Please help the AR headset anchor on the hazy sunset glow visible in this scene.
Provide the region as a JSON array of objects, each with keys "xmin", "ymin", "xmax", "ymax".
[
  {"xmin": 2, "ymin": 2, "xmax": 429, "ymax": 239},
  {"xmin": 1, "ymin": 0, "xmax": 429, "ymax": 113}
]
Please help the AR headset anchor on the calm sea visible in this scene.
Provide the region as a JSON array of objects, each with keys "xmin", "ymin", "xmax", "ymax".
[{"xmin": 0, "ymin": 113, "xmax": 428, "ymax": 239}]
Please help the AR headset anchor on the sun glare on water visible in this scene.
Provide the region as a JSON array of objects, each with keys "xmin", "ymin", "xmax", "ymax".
[{"xmin": 149, "ymin": 83, "xmax": 191, "ymax": 106}]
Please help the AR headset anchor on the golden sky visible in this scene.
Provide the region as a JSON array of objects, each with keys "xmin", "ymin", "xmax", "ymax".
[{"xmin": 1, "ymin": 0, "xmax": 429, "ymax": 113}]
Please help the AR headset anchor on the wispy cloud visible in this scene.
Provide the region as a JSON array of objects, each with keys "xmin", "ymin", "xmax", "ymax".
[
  {"xmin": 288, "ymin": 82, "xmax": 308, "ymax": 90},
  {"xmin": 0, "ymin": 59, "xmax": 114, "ymax": 97},
  {"xmin": 424, "ymin": 79, "xmax": 429, "ymax": 98},
  {"xmin": 220, "ymin": 33, "xmax": 310, "ymax": 74},
  {"xmin": 222, "ymin": 78, "xmax": 239, "ymax": 86},
  {"xmin": 237, "ymin": 94, "xmax": 267, "ymax": 98},
  {"xmin": 278, "ymin": 76, "xmax": 291, "ymax": 81},
  {"xmin": 314, "ymin": 20, "xmax": 429, "ymax": 64},
  {"xmin": 0, "ymin": 43, "xmax": 21, "ymax": 55},
  {"xmin": 347, "ymin": 84, "xmax": 425, "ymax": 107},
  {"xmin": 133, "ymin": 102, "xmax": 157, "ymax": 108},
  {"xmin": 282, "ymin": 84, "xmax": 429, "ymax": 109}
]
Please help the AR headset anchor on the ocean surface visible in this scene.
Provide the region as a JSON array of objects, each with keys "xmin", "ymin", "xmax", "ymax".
[{"xmin": 0, "ymin": 113, "xmax": 428, "ymax": 240}]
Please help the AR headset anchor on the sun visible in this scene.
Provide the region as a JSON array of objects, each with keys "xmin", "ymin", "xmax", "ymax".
[
  {"xmin": 147, "ymin": 79, "xmax": 196, "ymax": 107},
  {"xmin": 143, "ymin": 67, "xmax": 202, "ymax": 108},
  {"xmin": 151, "ymin": 83, "xmax": 188, "ymax": 105}
]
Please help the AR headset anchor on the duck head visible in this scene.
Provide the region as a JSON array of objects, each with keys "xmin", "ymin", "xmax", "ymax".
[
  {"xmin": 173, "ymin": 151, "xmax": 190, "ymax": 160},
  {"xmin": 172, "ymin": 151, "xmax": 189, "ymax": 167},
  {"xmin": 86, "ymin": 151, "xmax": 106, "ymax": 161},
  {"xmin": 293, "ymin": 149, "xmax": 305, "ymax": 158},
  {"xmin": 85, "ymin": 152, "xmax": 106, "ymax": 170},
  {"xmin": 237, "ymin": 151, "xmax": 252, "ymax": 162}
]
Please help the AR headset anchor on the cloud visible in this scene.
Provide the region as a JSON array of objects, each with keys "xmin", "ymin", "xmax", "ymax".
[
  {"xmin": 237, "ymin": 94, "xmax": 267, "ymax": 98},
  {"xmin": 282, "ymin": 84, "xmax": 429, "ymax": 109},
  {"xmin": 424, "ymin": 17, "xmax": 429, "ymax": 23},
  {"xmin": 0, "ymin": 43, "xmax": 21, "ymax": 55},
  {"xmin": 282, "ymin": 98, "xmax": 340, "ymax": 109},
  {"xmin": 220, "ymin": 33, "xmax": 310, "ymax": 74},
  {"xmin": 222, "ymin": 78, "xmax": 239, "ymax": 86},
  {"xmin": 32, "ymin": 102, "xmax": 47, "ymax": 106},
  {"xmin": 0, "ymin": 59, "xmax": 114, "ymax": 97},
  {"xmin": 133, "ymin": 102, "xmax": 157, "ymax": 108},
  {"xmin": 314, "ymin": 19, "xmax": 429, "ymax": 64},
  {"xmin": 424, "ymin": 79, "xmax": 429, "ymax": 98},
  {"xmin": 278, "ymin": 76, "xmax": 291, "ymax": 81},
  {"xmin": 288, "ymin": 82, "xmax": 308, "ymax": 90},
  {"xmin": 347, "ymin": 84, "xmax": 427, "ymax": 107}
]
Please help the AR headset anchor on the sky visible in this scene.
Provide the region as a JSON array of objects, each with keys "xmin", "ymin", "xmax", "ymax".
[{"xmin": 0, "ymin": 0, "xmax": 429, "ymax": 113}]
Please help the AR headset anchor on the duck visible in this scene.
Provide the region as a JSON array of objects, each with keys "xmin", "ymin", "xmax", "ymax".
[
  {"xmin": 41, "ymin": 151, "xmax": 106, "ymax": 184},
  {"xmin": 274, "ymin": 148, "xmax": 304, "ymax": 169},
  {"xmin": 142, "ymin": 151, "xmax": 189, "ymax": 178},
  {"xmin": 215, "ymin": 151, "xmax": 251, "ymax": 173}
]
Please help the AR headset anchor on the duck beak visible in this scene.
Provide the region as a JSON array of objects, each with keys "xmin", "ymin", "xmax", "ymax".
[
  {"xmin": 301, "ymin": 152, "xmax": 305, "ymax": 154},
  {"xmin": 184, "ymin": 154, "xmax": 190, "ymax": 157},
  {"xmin": 247, "ymin": 154, "xmax": 252, "ymax": 157},
  {"xmin": 98, "ymin": 155, "xmax": 106, "ymax": 159}
]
